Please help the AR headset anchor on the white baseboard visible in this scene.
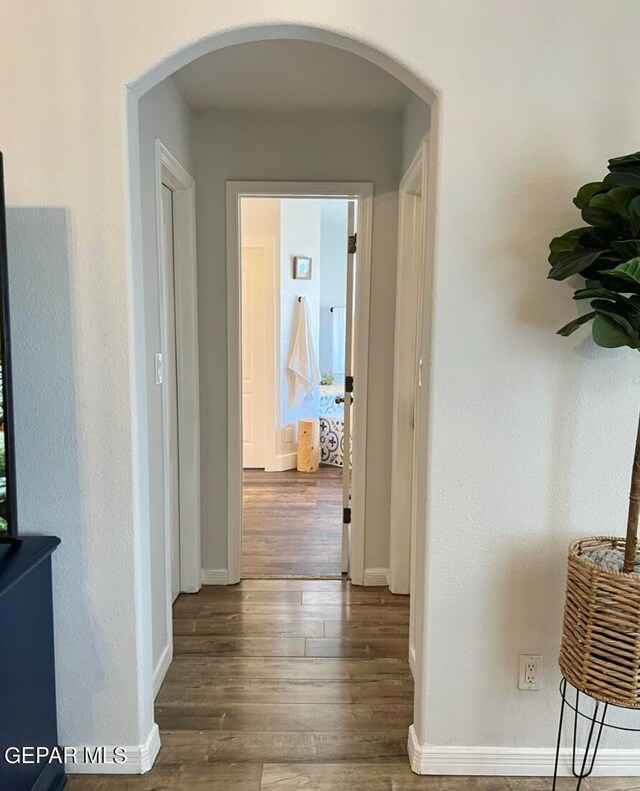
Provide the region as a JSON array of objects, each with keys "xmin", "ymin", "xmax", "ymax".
[
  {"xmin": 152, "ymin": 643, "xmax": 172, "ymax": 698},
  {"xmin": 65, "ymin": 723, "xmax": 160, "ymax": 775},
  {"xmin": 201, "ymin": 568, "xmax": 229, "ymax": 585},
  {"xmin": 408, "ymin": 725, "xmax": 640, "ymax": 776},
  {"xmin": 363, "ymin": 567, "xmax": 389, "ymax": 586},
  {"xmin": 273, "ymin": 452, "xmax": 297, "ymax": 471}
]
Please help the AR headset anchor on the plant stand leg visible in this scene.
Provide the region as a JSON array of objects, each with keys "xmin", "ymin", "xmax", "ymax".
[{"xmin": 553, "ymin": 679, "xmax": 608, "ymax": 790}]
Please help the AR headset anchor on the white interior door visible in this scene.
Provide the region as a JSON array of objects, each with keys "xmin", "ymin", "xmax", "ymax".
[
  {"xmin": 241, "ymin": 245, "xmax": 268, "ymax": 468},
  {"xmin": 341, "ymin": 200, "xmax": 357, "ymax": 574},
  {"xmin": 162, "ymin": 183, "xmax": 181, "ymax": 603}
]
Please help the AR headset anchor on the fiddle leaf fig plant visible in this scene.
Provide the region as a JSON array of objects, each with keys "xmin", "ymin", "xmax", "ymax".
[{"xmin": 549, "ymin": 151, "xmax": 640, "ymax": 572}]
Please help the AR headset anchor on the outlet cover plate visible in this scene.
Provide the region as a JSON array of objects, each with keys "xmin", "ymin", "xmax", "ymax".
[{"xmin": 518, "ymin": 654, "xmax": 542, "ymax": 691}]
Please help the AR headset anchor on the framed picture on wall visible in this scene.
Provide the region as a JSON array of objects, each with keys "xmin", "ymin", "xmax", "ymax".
[{"xmin": 293, "ymin": 256, "xmax": 312, "ymax": 280}]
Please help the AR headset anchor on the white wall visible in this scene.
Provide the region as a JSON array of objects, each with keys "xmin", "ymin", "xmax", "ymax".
[
  {"xmin": 3, "ymin": 0, "xmax": 640, "ymax": 769},
  {"xmin": 193, "ymin": 110, "xmax": 402, "ymax": 572},
  {"xmin": 137, "ymin": 78, "xmax": 195, "ymax": 685},
  {"xmin": 280, "ymin": 199, "xmax": 321, "ymax": 448},
  {"xmin": 319, "ymin": 201, "xmax": 348, "ymax": 380}
]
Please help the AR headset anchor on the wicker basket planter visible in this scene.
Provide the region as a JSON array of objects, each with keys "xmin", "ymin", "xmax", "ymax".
[{"xmin": 560, "ymin": 536, "xmax": 640, "ymax": 708}]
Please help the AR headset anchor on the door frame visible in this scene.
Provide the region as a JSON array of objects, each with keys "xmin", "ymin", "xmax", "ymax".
[
  {"xmin": 241, "ymin": 235, "xmax": 278, "ymax": 472},
  {"xmin": 226, "ymin": 181, "xmax": 374, "ymax": 585},
  {"xmin": 154, "ymin": 141, "xmax": 201, "ymax": 639},
  {"xmin": 389, "ymin": 141, "xmax": 428, "ymax": 597}
]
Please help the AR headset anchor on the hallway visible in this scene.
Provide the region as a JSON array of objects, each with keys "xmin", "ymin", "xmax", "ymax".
[
  {"xmin": 66, "ymin": 581, "xmax": 640, "ymax": 789},
  {"xmin": 243, "ymin": 467, "xmax": 343, "ymax": 578}
]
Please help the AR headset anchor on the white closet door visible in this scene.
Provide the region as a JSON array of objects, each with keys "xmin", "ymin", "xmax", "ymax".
[
  {"xmin": 162, "ymin": 184, "xmax": 181, "ymax": 602},
  {"xmin": 241, "ymin": 245, "xmax": 268, "ymax": 468}
]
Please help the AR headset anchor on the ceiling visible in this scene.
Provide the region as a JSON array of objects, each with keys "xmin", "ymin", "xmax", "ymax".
[{"xmin": 173, "ymin": 40, "xmax": 413, "ymax": 114}]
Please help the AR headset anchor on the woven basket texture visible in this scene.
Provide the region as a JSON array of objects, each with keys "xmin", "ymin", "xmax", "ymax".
[{"xmin": 560, "ymin": 536, "xmax": 640, "ymax": 708}]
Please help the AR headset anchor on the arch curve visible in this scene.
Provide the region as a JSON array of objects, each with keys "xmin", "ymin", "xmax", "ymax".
[{"xmin": 127, "ymin": 22, "xmax": 439, "ymax": 106}]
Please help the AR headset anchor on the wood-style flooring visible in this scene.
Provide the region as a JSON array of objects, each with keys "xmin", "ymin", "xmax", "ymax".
[
  {"xmin": 66, "ymin": 579, "xmax": 640, "ymax": 789},
  {"xmin": 242, "ymin": 467, "xmax": 343, "ymax": 578}
]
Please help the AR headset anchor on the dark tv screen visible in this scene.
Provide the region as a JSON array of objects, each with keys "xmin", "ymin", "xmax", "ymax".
[{"xmin": 0, "ymin": 153, "xmax": 18, "ymax": 538}]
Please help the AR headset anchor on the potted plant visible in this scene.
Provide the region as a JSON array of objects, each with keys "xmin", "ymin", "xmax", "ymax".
[{"xmin": 550, "ymin": 151, "xmax": 640, "ymax": 707}]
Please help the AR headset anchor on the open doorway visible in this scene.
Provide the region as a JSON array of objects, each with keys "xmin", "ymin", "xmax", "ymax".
[
  {"xmin": 130, "ymin": 31, "xmax": 435, "ymax": 782},
  {"xmin": 238, "ymin": 195, "xmax": 358, "ymax": 578},
  {"xmin": 228, "ymin": 184, "xmax": 372, "ymax": 581}
]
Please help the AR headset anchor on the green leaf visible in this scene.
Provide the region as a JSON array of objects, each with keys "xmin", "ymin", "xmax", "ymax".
[
  {"xmin": 581, "ymin": 204, "xmax": 618, "ymax": 229},
  {"xmin": 603, "ymin": 168, "xmax": 640, "ymax": 190},
  {"xmin": 548, "ymin": 228, "xmax": 586, "ymax": 265},
  {"xmin": 612, "ymin": 240, "xmax": 640, "ymax": 260},
  {"xmin": 602, "ymin": 257, "xmax": 640, "ymax": 287},
  {"xmin": 548, "ymin": 248, "xmax": 604, "ymax": 280},
  {"xmin": 609, "ymin": 152, "xmax": 640, "ymax": 169},
  {"xmin": 590, "ymin": 186, "xmax": 634, "ymax": 219},
  {"xmin": 591, "ymin": 303, "xmax": 638, "ymax": 337},
  {"xmin": 630, "ymin": 195, "xmax": 640, "ymax": 236},
  {"xmin": 573, "ymin": 287, "xmax": 618, "ymax": 301},
  {"xmin": 573, "ymin": 182, "xmax": 604, "ymax": 209},
  {"xmin": 557, "ymin": 311, "xmax": 596, "ymax": 337},
  {"xmin": 592, "ymin": 313, "xmax": 638, "ymax": 348}
]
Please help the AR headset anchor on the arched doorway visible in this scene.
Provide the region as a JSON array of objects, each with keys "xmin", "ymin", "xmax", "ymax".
[{"xmin": 126, "ymin": 25, "xmax": 440, "ymax": 778}]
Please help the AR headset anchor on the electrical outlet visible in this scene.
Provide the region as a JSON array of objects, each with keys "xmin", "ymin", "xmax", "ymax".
[
  {"xmin": 518, "ymin": 655, "xmax": 542, "ymax": 691},
  {"xmin": 285, "ymin": 426, "xmax": 293, "ymax": 443}
]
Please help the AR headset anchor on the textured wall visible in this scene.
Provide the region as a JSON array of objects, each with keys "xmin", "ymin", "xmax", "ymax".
[{"xmin": 2, "ymin": 0, "xmax": 640, "ymax": 762}]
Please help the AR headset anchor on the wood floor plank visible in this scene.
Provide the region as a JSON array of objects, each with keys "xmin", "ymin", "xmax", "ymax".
[
  {"xmin": 259, "ymin": 762, "xmax": 511, "ymax": 790},
  {"xmin": 182, "ymin": 589, "xmax": 303, "ymax": 603},
  {"xmin": 302, "ymin": 590, "xmax": 409, "ymax": 606},
  {"xmin": 171, "ymin": 602, "xmax": 410, "ymax": 622},
  {"xmin": 155, "ymin": 701, "xmax": 413, "ymax": 732},
  {"xmin": 173, "ymin": 617, "xmax": 325, "ymax": 638},
  {"xmin": 323, "ymin": 621, "xmax": 411, "ymax": 639},
  {"xmin": 173, "ymin": 636, "xmax": 306, "ymax": 657},
  {"xmin": 66, "ymin": 763, "xmax": 263, "ymax": 790},
  {"xmin": 165, "ymin": 656, "xmax": 411, "ymax": 682},
  {"xmin": 157, "ymin": 677, "xmax": 413, "ymax": 705},
  {"xmin": 236, "ymin": 579, "xmax": 349, "ymax": 591},
  {"xmin": 156, "ymin": 730, "xmax": 410, "ymax": 764},
  {"xmin": 305, "ymin": 637, "xmax": 410, "ymax": 659}
]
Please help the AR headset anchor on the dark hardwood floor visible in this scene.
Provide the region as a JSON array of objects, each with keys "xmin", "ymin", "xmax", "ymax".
[
  {"xmin": 66, "ymin": 472, "xmax": 638, "ymax": 789},
  {"xmin": 242, "ymin": 467, "xmax": 343, "ymax": 578},
  {"xmin": 66, "ymin": 580, "xmax": 640, "ymax": 789}
]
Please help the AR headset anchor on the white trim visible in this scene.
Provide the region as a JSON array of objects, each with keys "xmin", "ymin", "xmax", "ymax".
[
  {"xmin": 389, "ymin": 140, "xmax": 426, "ymax": 597},
  {"xmin": 363, "ymin": 567, "xmax": 389, "ymax": 586},
  {"xmin": 201, "ymin": 568, "xmax": 229, "ymax": 585},
  {"xmin": 152, "ymin": 643, "xmax": 172, "ymax": 698},
  {"xmin": 271, "ymin": 452, "xmax": 298, "ymax": 471},
  {"xmin": 65, "ymin": 724, "xmax": 161, "ymax": 775},
  {"xmin": 407, "ymin": 726, "xmax": 640, "ymax": 777},
  {"xmin": 226, "ymin": 181, "xmax": 373, "ymax": 586},
  {"xmin": 155, "ymin": 140, "xmax": 202, "ymax": 596}
]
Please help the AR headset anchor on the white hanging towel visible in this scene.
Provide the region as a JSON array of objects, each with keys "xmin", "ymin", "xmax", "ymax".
[
  {"xmin": 287, "ymin": 297, "xmax": 321, "ymax": 406},
  {"xmin": 331, "ymin": 306, "xmax": 346, "ymax": 374}
]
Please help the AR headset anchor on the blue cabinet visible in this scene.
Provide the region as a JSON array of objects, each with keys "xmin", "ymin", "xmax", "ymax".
[{"xmin": 0, "ymin": 537, "xmax": 65, "ymax": 790}]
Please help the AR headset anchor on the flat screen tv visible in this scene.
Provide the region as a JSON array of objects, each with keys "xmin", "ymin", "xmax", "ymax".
[{"xmin": 0, "ymin": 154, "xmax": 18, "ymax": 541}]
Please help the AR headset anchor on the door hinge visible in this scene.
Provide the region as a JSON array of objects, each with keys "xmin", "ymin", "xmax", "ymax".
[
  {"xmin": 345, "ymin": 375, "xmax": 354, "ymax": 393},
  {"xmin": 348, "ymin": 233, "xmax": 357, "ymax": 254},
  {"xmin": 343, "ymin": 507, "xmax": 352, "ymax": 524}
]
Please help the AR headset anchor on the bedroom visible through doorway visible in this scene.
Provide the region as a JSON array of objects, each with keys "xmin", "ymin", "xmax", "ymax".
[{"xmin": 239, "ymin": 194, "xmax": 359, "ymax": 579}]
